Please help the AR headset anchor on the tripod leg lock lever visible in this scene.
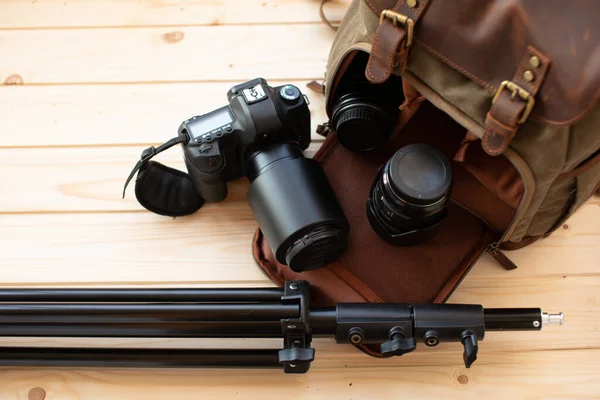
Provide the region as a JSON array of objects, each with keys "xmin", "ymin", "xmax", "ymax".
[
  {"xmin": 279, "ymin": 281, "xmax": 314, "ymax": 373},
  {"xmin": 461, "ymin": 331, "xmax": 478, "ymax": 368}
]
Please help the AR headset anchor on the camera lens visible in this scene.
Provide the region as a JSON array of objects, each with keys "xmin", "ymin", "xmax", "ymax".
[
  {"xmin": 329, "ymin": 51, "xmax": 405, "ymax": 153},
  {"xmin": 367, "ymin": 143, "xmax": 452, "ymax": 246},
  {"xmin": 246, "ymin": 143, "xmax": 349, "ymax": 272},
  {"xmin": 331, "ymin": 93, "xmax": 393, "ymax": 152}
]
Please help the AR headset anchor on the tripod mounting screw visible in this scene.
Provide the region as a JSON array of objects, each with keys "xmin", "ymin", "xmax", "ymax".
[
  {"xmin": 424, "ymin": 330, "xmax": 440, "ymax": 347},
  {"xmin": 348, "ymin": 327, "xmax": 365, "ymax": 344}
]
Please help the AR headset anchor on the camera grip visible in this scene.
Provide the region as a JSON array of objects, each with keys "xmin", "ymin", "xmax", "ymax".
[
  {"xmin": 195, "ymin": 179, "xmax": 228, "ymax": 203},
  {"xmin": 184, "ymin": 158, "xmax": 228, "ymax": 203}
]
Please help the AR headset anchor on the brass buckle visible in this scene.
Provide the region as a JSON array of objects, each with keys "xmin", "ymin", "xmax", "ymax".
[
  {"xmin": 380, "ymin": 10, "xmax": 414, "ymax": 48},
  {"xmin": 492, "ymin": 80, "xmax": 535, "ymax": 124}
]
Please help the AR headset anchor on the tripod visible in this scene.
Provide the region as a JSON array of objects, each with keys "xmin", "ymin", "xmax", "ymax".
[{"xmin": 0, "ymin": 280, "xmax": 563, "ymax": 373}]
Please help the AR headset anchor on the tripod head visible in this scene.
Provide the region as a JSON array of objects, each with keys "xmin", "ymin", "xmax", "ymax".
[{"xmin": 0, "ymin": 280, "xmax": 563, "ymax": 373}]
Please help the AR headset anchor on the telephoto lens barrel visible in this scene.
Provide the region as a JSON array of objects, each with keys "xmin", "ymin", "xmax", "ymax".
[{"xmin": 246, "ymin": 143, "xmax": 349, "ymax": 272}]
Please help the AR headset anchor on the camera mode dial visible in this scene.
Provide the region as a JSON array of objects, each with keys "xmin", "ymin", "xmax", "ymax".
[{"xmin": 279, "ymin": 85, "xmax": 301, "ymax": 102}]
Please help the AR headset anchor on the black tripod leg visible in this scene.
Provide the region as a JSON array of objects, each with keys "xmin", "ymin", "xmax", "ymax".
[{"xmin": 0, "ymin": 347, "xmax": 281, "ymax": 369}]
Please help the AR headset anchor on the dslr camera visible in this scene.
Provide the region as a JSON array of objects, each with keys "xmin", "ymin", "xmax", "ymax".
[
  {"xmin": 181, "ymin": 78, "xmax": 311, "ymax": 202},
  {"xmin": 125, "ymin": 78, "xmax": 349, "ymax": 272}
]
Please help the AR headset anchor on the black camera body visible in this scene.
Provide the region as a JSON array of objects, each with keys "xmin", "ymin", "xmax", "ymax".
[{"xmin": 179, "ymin": 78, "xmax": 311, "ymax": 203}]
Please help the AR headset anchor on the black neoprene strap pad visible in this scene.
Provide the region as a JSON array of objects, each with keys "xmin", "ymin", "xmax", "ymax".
[{"xmin": 134, "ymin": 161, "xmax": 204, "ymax": 217}]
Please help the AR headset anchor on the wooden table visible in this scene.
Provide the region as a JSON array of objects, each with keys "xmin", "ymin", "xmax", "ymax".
[{"xmin": 1, "ymin": 1, "xmax": 598, "ymax": 399}]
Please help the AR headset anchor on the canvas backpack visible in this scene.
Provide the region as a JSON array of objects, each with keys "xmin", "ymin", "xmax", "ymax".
[{"xmin": 253, "ymin": 0, "xmax": 600, "ymax": 306}]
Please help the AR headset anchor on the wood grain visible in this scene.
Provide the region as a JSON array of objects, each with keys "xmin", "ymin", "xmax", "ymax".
[
  {"xmin": 0, "ymin": 144, "xmax": 319, "ymax": 212},
  {"xmin": 0, "ymin": 24, "xmax": 337, "ymax": 84},
  {"xmin": 0, "ymin": 211, "xmax": 266, "ymax": 285},
  {"xmin": 1, "ymin": 0, "xmax": 599, "ymax": 398},
  {"xmin": 0, "ymin": 82, "xmax": 328, "ymax": 147},
  {"xmin": 0, "ymin": 0, "xmax": 350, "ymax": 29},
  {"xmin": 0, "ymin": 350, "xmax": 598, "ymax": 400},
  {"xmin": 0, "ymin": 204, "xmax": 598, "ymax": 285}
]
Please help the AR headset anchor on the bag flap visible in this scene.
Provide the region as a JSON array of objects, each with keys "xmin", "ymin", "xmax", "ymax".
[{"xmin": 365, "ymin": 0, "xmax": 600, "ymax": 126}]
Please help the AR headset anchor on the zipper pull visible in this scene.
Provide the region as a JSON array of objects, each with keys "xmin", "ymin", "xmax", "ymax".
[
  {"xmin": 487, "ymin": 243, "xmax": 518, "ymax": 271},
  {"xmin": 316, "ymin": 121, "xmax": 331, "ymax": 137}
]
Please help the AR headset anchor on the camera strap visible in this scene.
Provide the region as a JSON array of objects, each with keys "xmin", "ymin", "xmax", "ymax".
[{"xmin": 122, "ymin": 136, "xmax": 205, "ymax": 217}]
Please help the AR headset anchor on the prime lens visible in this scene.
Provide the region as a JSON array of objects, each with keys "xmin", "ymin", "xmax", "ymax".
[
  {"xmin": 367, "ymin": 143, "xmax": 452, "ymax": 246},
  {"xmin": 329, "ymin": 51, "xmax": 405, "ymax": 152},
  {"xmin": 331, "ymin": 92, "xmax": 393, "ymax": 152},
  {"xmin": 246, "ymin": 143, "xmax": 349, "ymax": 272}
]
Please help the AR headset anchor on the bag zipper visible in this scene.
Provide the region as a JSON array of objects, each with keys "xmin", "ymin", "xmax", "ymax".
[
  {"xmin": 486, "ymin": 242, "xmax": 518, "ymax": 270},
  {"xmin": 482, "ymin": 147, "xmax": 537, "ymax": 271}
]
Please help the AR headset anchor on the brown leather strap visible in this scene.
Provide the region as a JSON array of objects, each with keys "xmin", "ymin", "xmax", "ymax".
[
  {"xmin": 365, "ymin": 0, "xmax": 430, "ymax": 84},
  {"xmin": 489, "ymin": 248, "xmax": 518, "ymax": 271},
  {"xmin": 365, "ymin": 0, "xmax": 398, "ymax": 15},
  {"xmin": 482, "ymin": 46, "xmax": 550, "ymax": 156},
  {"xmin": 306, "ymin": 80, "xmax": 325, "ymax": 94}
]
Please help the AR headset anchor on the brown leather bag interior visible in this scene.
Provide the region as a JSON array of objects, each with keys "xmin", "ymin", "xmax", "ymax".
[{"xmin": 254, "ymin": 88, "xmax": 523, "ymax": 307}]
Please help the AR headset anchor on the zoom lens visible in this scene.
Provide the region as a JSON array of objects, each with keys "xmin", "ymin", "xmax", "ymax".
[
  {"xmin": 367, "ymin": 143, "xmax": 452, "ymax": 246},
  {"xmin": 246, "ymin": 143, "xmax": 349, "ymax": 272}
]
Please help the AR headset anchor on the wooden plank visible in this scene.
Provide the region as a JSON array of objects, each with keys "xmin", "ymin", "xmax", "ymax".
[
  {"xmin": 0, "ymin": 204, "xmax": 597, "ymax": 281},
  {"xmin": 0, "ymin": 82, "xmax": 328, "ymax": 147},
  {"xmin": 0, "ymin": 0, "xmax": 350, "ymax": 29},
  {"xmin": 0, "ymin": 211, "xmax": 267, "ymax": 285},
  {"xmin": 0, "ymin": 144, "xmax": 320, "ymax": 212},
  {"xmin": 0, "ymin": 208, "xmax": 598, "ymax": 284},
  {"xmin": 0, "ymin": 350, "xmax": 598, "ymax": 400},
  {"xmin": 0, "ymin": 24, "xmax": 336, "ymax": 84}
]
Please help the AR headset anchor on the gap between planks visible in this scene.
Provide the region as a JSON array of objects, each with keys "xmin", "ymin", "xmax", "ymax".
[
  {"xmin": 0, "ymin": 20, "xmax": 342, "ymax": 32},
  {"xmin": 0, "ymin": 0, "xmax": 350, "ymax": 29}
]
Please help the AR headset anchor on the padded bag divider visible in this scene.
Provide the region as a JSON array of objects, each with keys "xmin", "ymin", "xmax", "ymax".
[{"xmin": 253, "ymin": 102, "xmax": 494, "ymax": 307}]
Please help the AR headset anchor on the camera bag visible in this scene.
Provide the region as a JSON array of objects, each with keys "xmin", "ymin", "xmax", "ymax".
[{"xmin": 253, "ymin": 0, "xmax": 600, "ymax": 307}]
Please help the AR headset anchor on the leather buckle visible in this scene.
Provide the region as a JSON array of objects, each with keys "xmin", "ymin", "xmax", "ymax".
[
  {"xmin": 380, "ymin": 10, "xmax": 414, "ymax": 48},
  {"xmin": 492, "ymin": 81, "xmax": 535, "ymax": 124}
]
